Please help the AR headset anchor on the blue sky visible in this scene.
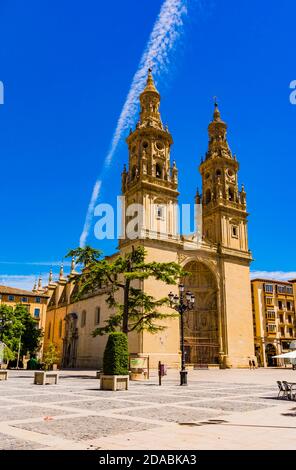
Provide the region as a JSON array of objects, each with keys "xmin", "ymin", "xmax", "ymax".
[{"xmin": 0, "ymin": 0, "xmax": 295, "ymax": 289}]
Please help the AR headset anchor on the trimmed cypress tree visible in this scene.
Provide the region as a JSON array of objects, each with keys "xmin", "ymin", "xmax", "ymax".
[{"xmin": 103, "ymin": 332, "xmax": 129, "ymax": 375}]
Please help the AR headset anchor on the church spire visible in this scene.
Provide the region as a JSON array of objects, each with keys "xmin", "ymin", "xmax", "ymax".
[
  {"xmin": 59, "ymin": 262, "xmax": 64, "ymax": 280},
  {"xmin": 139, "ymin": 69, "xmax": 162, "ymax": 129},
  {"xmin": 207, "ymin": 101, "xmax": 232, "ymax": 160},
  {"xmin": 143, "ymin": 68, "xmax": 159, "ymax": 94},
  {"xmin": 48, "ymin": 268, "xmax": 53, "ymax": 284},
  {"xmin": 71, "ymin": 257, "xmax": 75, "ymax": 274},
  {"xmin": 213, "ymin": 99, "xmax": 222, "ymax": 122}
]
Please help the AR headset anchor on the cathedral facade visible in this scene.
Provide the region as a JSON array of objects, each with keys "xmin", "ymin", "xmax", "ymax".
[{"xmin": 43, "ymin": 71, "xmax": 254, "ymax": 369}]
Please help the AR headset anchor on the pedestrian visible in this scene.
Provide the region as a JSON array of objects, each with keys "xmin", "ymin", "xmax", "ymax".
[
  {"xmin": 252, "ymin": 359, "xmax": 256, "ymax": 369},
  {"xmin": 249, "ymin": 358, "xmax": 252, "ymax": 370}
]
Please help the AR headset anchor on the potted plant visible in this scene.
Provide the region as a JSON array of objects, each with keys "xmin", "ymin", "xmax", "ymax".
[
  {"xmin": 43, "ymin": 342, "xmax": 59, "ymax": 371},
  {"xmin": 100, "ymin": 332, "xmax": 129, "ymax": 391}
]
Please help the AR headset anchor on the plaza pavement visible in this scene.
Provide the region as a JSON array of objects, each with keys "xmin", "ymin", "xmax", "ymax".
[{"xmin": 1, "ymin": 368, "xmax": 296, "ymax": 450}]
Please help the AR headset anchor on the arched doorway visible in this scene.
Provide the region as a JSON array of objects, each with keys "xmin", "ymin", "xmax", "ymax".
[
  {"xmin": 62, "ymin": 313, "xmax": 78, "ymax": 368},
  {"xmin": 183, "ymin": 261, "xmax": 220, "ymax": 366},
  {"xmin": 265, "ymin": 344, "xmax": 276, "ymax": 367}
]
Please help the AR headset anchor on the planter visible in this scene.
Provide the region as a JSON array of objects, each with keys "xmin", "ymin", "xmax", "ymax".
[
  {"xmin": 130, "ymin": 371, "xmax": 148, "ymax": 381},
  {"xmin": 100, "ymin": 374, "xmax": 129, "ymax": 391},
  {"xmin": 0, "ymin": 370, "xmax": 8, "ymax": 380}
]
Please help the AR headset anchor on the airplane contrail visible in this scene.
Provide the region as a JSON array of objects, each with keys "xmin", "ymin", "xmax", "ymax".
[{"xmin": 80, "ymin": 0, "xmax": 189, "ymax": 247}]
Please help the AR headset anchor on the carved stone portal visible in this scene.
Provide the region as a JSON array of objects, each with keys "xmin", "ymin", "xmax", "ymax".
[{"xmin": 183, "ymin": 261, "xmax": 219, "ymax": 365}]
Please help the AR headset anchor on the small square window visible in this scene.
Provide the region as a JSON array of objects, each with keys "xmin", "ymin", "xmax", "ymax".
[
  {"xmin": 156, "ymin": 205, "xmax": 164, "ymax": 220},
  {"xmin": 22, "ymin": 297, "xmax": 28, "ymax": 303},
  {"xmin": 35, "ymin": 297, "xmax": 41, "ymax": 303},
  {"xmin": 231, "ymin": 225, "xmax": 238, "ymax": 238},
  {"xmin": 8, "ymin": 295, "xmax": 14, "ymax": 301}
]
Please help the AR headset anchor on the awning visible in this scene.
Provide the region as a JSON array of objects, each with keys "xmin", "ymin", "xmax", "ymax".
[{"xmin": 273, "ymin": 351, "xmax": 296, "ymax": 359}]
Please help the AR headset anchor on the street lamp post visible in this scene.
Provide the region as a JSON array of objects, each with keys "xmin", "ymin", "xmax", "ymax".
[{"xmin": 168, "ymin": 284, "xmax": 195, "ymax": 386}]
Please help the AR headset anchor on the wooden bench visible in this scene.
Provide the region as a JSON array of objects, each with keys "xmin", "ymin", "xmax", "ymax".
[
  {"xmin": 0, "ymin": 370, "xmax": 8, "ymax": 381},
  {"xmin": 34, "ymin": 371, "xmax": 59, "ymax": 385}
]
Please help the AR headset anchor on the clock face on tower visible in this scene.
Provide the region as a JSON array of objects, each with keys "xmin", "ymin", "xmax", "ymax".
[{"xmin": 226, "ymin": 168, "xmax": 235, "ymax": 182}]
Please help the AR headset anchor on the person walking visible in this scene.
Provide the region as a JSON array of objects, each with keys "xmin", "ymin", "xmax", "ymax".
[{"xmin": 249, "ymin": 358, "xmax": 252, "ymax": 370}]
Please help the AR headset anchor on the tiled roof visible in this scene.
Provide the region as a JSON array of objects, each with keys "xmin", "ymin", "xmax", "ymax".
[
  {"xmin": 0, "ymin": 285, "xmax": 48, "ymax": 297},
  {"xmin": 251, "ymin": 278, "xmax": 292, "ymax": 285}
]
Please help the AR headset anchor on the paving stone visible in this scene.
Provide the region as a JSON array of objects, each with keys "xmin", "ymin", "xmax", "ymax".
[
  {"xmin": 0, "ymin": 389, "xmax": 41, "ymax": 397},
  {"xmin": 116, "ymin": 394, "xmax": 198, "ymax": 404},
  {"xmin": 117, "ymin": 406, "xmax": 220, "ymax": 423},
  {"xmin": 0, "ymin": 432, "xmax": 48, "ymax": 450},
  {"xmin": 17, "ymin": 394, "xmax": 82, "ymax": 403},
  {"xmin": 175, "ymin": 391, "xmax": 244, "ymax": 399},
  {"xmin": 0, "ymin": 400, "xmax": 19, "ymax": 407},
  {"xmin": 57, "ymin": 399, "xmax": 146, "ymax": 410},
  {"xmin": 76, "ymin": 389, "xmax": 142, "ymax": 399},
  {"xmin": 14, "ymin": 415, "xmax": 156, "ymax": 441},
  {"xmin": 0, "ymin": 405, "xmax": 73, "ymax": 421},
  {"xmin": 184, "ymin": 400, "xmax": 275, "ymax": 411}
]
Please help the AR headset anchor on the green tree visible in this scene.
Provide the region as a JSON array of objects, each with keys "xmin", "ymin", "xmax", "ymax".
[
  {"xmin": 43, "ymin": 342, "xmax": 59, "ymax": 370},
  {"xmin": 0, "ymin": 304, "xmax": 43, "ymax": 358},
  {"xmin": 103, "ymin": 332, "xmax": 129, "ymax": 375},
  {"xmin": 66, "ymin": 245, "xmax": 187, "ymax": 336},
  {"xmin": 67, "ymin": 245, "xmax": 102, "ymax": 267}
]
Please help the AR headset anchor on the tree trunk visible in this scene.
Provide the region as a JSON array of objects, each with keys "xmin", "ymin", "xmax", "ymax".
[{"xmin": 122, "ymin": 279, "xmax": 130, "ymax": 334}]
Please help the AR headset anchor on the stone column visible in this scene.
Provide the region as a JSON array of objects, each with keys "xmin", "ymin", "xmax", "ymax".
[{"xmin": 261, "ymin": 337, "xmax": 267, "ymax": 368}]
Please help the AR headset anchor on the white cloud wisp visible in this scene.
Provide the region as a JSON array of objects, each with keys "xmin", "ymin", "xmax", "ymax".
[
  {"xmin": 250, "ymin": 271, "xmax": 296, "ymax": 281},
  {"xmin": 80, "ymin": 0, "xmax": 189, "ymax": 247}
]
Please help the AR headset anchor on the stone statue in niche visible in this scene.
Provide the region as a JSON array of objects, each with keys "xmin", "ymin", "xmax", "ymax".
[{"xmin": 217, "ymin": 176, "xmax": 223, "ymax": 199}]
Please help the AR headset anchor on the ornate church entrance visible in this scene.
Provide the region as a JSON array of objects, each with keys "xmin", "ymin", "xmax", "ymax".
[
  {"xmin": 62, "ymin": 313, "xmax": 78, "ymax": 368},
  {"xmin": 183, "ymin": 261, "xmax": 220, "ymax": 366}
]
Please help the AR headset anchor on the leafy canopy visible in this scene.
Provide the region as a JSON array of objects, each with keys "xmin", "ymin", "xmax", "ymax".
[
  {"xmin": 43, "ymin": 342, "xmax": 59, "ymax": 370},
  {"xmin": 103, "ymin": 332, "xmax": 129, "ymax": 375},
  {"xmin": 0, "ymin": 304, "xmax": 43, "ymax": 358},
  {"xmin": 66, "ymin": 245, "xmax": 187, "ymax": 335}
]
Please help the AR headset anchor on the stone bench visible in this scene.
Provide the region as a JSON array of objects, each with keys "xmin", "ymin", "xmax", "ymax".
[
  {"xmin": 0, "ymin": 370, "xmax": 8, "ymax": 381},
  {"xmin": 34, "ymin": 371, "xmax": 59, "ymax": 385}
]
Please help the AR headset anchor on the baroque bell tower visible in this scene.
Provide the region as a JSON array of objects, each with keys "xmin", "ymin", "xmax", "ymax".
[
  {"xmin": 200, "ymin": 102, "xmax": 249, "ymax": 254},
  {"xmin": 120, "ymin": 70, "xmax": 179, "ymax": 246}
]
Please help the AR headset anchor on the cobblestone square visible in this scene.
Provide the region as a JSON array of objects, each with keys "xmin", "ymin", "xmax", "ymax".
[{"xmin": 1, "ymin": 368, "xmax": 296, "ymax": 450}]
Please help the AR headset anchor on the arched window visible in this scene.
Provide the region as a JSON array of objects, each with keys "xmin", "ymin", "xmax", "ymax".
[
  {"xmin": 95, "ymin": 307, "xmax": 101, "ymax": 325},
  {"xmin": 155, "ymin": 163, "xmax": 162, "ymax": 178},
  {"xmin": 81, "ymin": 310, "xmax": 86, "ymax": 328},
  {"xmin": 131, "ymin": 165, "xmax": 137, "ymax": 180},
  {"xmin": 58, "ymin": 319, "xmax": 63, "ymax": 338},
  {"xmin": 205, "ymin": 189, "xmax": 211, "ymax": 204},
  {"xmin": 47, "ymin": 322, "xmax": 51, "ymax": 340},
  {"xmin": 228, "ymin": 187, "xmax": 234, "ymax": 201}
]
